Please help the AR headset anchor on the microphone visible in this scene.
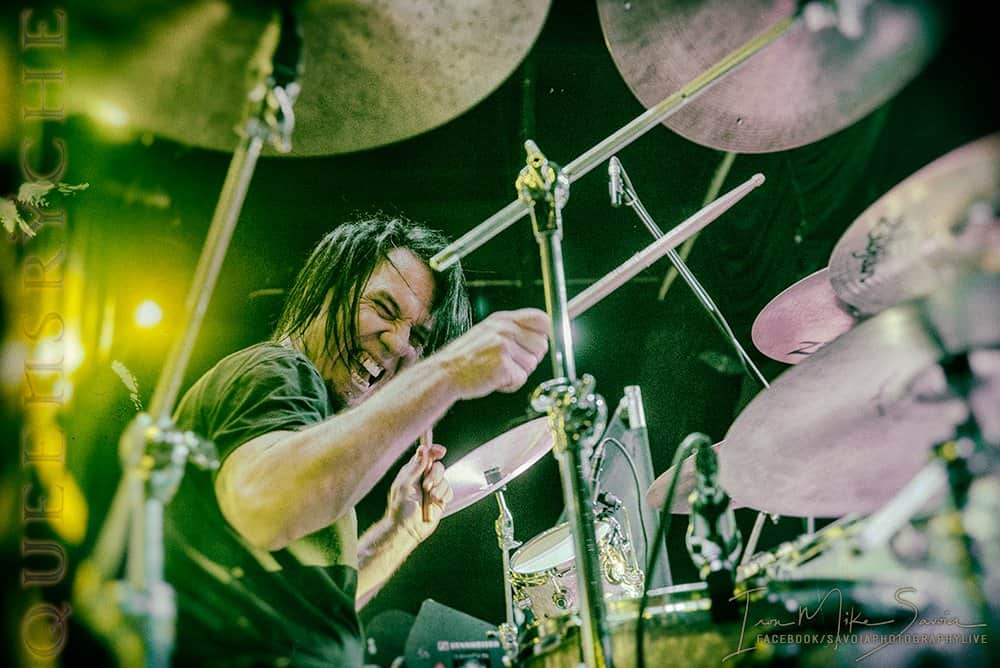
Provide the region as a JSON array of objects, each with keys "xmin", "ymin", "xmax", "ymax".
[
  {"xmin": 608, "ymin": 156, "xmax": 625, "ymax": 207},
  {"xmin": 685, "ymin": 440, "xmax": 742, "ymax": 621},
  {"xmin": 589, "ymin": 395, "xmax": 627, "ymax": 496}
]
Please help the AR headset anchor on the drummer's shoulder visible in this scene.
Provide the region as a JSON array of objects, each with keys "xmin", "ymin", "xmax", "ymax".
[{"xmin": 188, "ymin": 342, "xmax": 324, "ymax": 399}]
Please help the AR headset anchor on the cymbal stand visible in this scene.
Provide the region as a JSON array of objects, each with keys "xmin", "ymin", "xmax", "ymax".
[
  {"xmin": 516, "ymin": 141, "xmax": 613, "ymax": 667},
  {"xmin": 931, "ymin": 353, "xmax": 995, "ymax": 635},
  {"xmin": 485, "ymin": 467, "xmax": 521, "ymax": 661},
  {"xmin": 609, "ymin": 157, "xmax": 768, "ymax": 390},
  {"xmin": 76, "ymin": 10, "xmax": 303, "ymax": 667},
  {"xmin": 608, "ymin": 156, "xmax": 812, "ymax": 551}
]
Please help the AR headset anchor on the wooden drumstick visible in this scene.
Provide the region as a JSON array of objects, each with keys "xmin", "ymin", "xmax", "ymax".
[{"xmin": 419, "ymin": 429, "xmax": 433, "ymax": 523}]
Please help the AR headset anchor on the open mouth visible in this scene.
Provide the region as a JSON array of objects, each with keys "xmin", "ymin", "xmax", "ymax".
[{"xmin": 348, "ymin": 350, "xmax": 385, "ymax": 392}]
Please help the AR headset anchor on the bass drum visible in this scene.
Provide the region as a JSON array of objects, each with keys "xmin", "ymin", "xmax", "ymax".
[
  {"xmin": 518, "ymin": 579, "xmax": 924, "ymax": 667},
  {"xmin": 510, "ymin": 518, "xmax": 643, "ymax": 621}
]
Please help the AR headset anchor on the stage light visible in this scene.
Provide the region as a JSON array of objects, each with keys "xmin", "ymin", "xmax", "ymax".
[
  {"xmin": 134, "ymin": 300, "xmax": 163, "ymax": 328},
  {"xmin": 93, "ymin": 100, "xmax": 129, "ymax": 128}
]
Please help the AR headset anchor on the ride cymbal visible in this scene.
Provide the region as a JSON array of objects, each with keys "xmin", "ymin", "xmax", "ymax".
[
  {"xmin": 720, "ymin": 272, "xmax": 1000, "ymax": 517},
  {"xmin": 597, "ymin": 0, "xmax": 941, "ymax": 153},
  {"xmin": 67, "ymin": 0, "xmax": 550, "ymax": 156},
  {"xmin": 829, "ymin": 133, "xmax": 1000, "ymax": 314}
]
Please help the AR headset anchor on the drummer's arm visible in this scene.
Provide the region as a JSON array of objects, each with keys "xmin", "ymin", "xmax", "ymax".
[
  {"xmin": 356, "ymin": 443, "xmax": 451, "ymax": 609},
  {"xmin": 215, "ymin": 359, "xmax": 455, "ymax": 552},
  {"xmin": 214, "ymin": 310, "xmax": 548, "ymax": 552},
  {"xmin": 355, "ymin": 518, "xmax": 418, "ymax": 610}
]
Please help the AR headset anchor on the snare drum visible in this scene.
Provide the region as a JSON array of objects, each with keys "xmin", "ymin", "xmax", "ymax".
[{"xmin": 510, "ymin": 519, "xmax": 643, "ymax": 621}]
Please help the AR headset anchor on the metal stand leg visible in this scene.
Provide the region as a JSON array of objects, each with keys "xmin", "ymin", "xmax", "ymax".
[
  {"xmin": 77, "ymin": 16, "xmax": 302, "ymax": 663},
  {"xmin": 517, "ymin": 141, "xmax": 612, "ymax": 666},
  {"xmin": 935, "ymin": 354, "xmax": 994, "ymax": 635},
  {"xmin": 485, "ymin": 467, "xmax": 521, "ymax": 661}
]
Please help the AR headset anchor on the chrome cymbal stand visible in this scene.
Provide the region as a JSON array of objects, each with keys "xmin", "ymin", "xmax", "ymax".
[
  {"xmin": 76, "ymin": 10, "xmax": 303, "ymax": 667},
  {"xmin": 607, "ymin": 156, "xmax": 804, "ymax": 548},
  {"xmin": 429, "ymin": 16, "xmax": 804, "ymax": 667},
  {"xmin": 516, "ymin": 140, "xmax": 613, "ymax": 667},
  {"xmin": 485, "ymin": 467, "xmax": 521, "ymax": 661}
]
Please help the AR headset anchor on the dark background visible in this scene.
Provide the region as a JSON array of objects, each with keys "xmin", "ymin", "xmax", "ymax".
[{"xmin": 2, "ymin": 0, "xmax": 997, "ymax": 664}]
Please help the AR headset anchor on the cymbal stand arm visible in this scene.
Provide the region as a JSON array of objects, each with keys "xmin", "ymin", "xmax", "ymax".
[
  {"xmin": 518, "ymin": 140, "xmax": 613, "ymax": 667},
  {"xmin": 609, "ymin": 162, "xmax": 792, "ymax": 554},
  {"xmin": 430, "ymin": 17, "xmax": 794, "ymax": 271},
  {"xmin": 612, "ymin": 159, "xmax": 769, "ymax": 391},
  {"xmin": 81, "ymin": 10, "xmax": 302, "ymax": 664}
]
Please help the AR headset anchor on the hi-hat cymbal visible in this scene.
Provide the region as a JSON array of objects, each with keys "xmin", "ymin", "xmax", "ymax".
[
  {"xmin": 829, "ymin": 133, "xmax": 1000, "ymax": 315},
  {"xmin": 443, "ymin": 418, "xmax": 552, "ymax": 518},
  {"xmin": 720, "ymin": 272, "xmax": 1000, "ymax": 517},
  {"xmin": 646, "ymin": 441, "xmax": 747, "ymax": 514},
  {"xmin": 597, "ymin": 0, "xmax": 941, "ymax": 153},
  {"xmin": 752, "ymin": 268, "xmax": 859, "ymax": 364},
  {"xmin": 67, "ymin": 1, "xmax": 550, "ymax": 156}
]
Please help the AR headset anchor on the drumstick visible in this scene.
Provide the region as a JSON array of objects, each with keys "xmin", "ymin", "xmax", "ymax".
[{"xmin": 419, "ymin": 429, "xmax": 433, "ymax": 523}]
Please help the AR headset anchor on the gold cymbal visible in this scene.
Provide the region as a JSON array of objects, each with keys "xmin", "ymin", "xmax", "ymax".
[
  {"xmin": 829, "ymin": 133, "xmax": 1000, "ymax": 315},
  {"xmin": 597, "ymin": 0, "xmax": 942, "ymax": 153},
  {"xmin": 67, "ymin": 1, "xmax": 551, "ymax": 156},
  {"xmin": 752, "ymin": 268, "xmax": 858, "ymax": 364},
  {"xmin": 443, "ymin": 418, "xmax": 552, "ymax": 518},
  {"xmin": 720, "ymin": 272, "xmax": 1000, "ymax": 517}
]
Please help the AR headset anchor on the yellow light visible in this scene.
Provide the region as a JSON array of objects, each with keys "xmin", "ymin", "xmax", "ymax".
[
  {"xmin": 35, "ymin": 462, "xmax": 88, "ymax": 545},
  {"xmin": 93, "ymin": 100, "xmax": 129, "ymax": 128},
  {"xmin": 134, "ymin": 300, "xmax": 163, "ymax": 328}
]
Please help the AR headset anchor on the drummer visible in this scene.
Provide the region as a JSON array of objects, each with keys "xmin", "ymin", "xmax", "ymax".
[{"xmin": 163, "ymin": 215, "xmax": 550, "ymax": 667}]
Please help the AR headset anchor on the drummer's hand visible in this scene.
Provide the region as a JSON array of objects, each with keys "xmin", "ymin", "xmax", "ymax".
[
  {"xmin": 437, "ymin": 308, "xmax": 550, "ymax": 400},
  {"xmin": 387, "ymin": 442, "xmax": 452, "ymax": 544}
]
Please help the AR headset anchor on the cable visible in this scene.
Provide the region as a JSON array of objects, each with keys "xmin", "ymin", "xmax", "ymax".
[
  {"xmin": 635, "ymin": 433, "xmax": 704, "ymax": 668},
  {"xmin": 599, "ymin": 437, "xmax": 650, "ymax": 565}
]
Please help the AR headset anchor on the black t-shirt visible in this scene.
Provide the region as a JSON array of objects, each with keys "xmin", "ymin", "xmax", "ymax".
[{"xmin": 164, "ymin": 343, "xmax": 362, "ymax": 668}]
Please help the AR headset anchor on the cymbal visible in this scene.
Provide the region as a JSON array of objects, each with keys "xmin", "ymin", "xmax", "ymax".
[
  {"xmin": 752, "ymin": 268, "xmax": 858, "ymax": 364},
  {"xmin": 829, "ymin": 133, "xmax": 1000, "ymax": 314},
  {"xmin": 646, "ymin": 441, "xmax": 747, "ymax": 514},
  {"xmin": 66, "ymin": 1, "xmax": 550, "ymax": 156},
  {"xmin": 597, "ymin": 0, "xmax": 941, "ymax": 153},
  {"xmin": 443, "ymin": 418, "xmax": 552, "ymax": 518},
  {"xmin": 720, "ymin": 272, "xmax": 1000, "ymax": 517}
]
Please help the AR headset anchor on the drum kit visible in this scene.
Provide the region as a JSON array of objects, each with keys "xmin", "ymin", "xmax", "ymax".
[{"xmin": 65, "ymin": 1, "xmax": 996, "ymax": 667}]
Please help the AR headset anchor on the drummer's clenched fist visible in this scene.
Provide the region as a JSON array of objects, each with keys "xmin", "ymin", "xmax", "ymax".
[{"xmin": 436, "ymin": 308, "xmax": 550, "ymax": 399}]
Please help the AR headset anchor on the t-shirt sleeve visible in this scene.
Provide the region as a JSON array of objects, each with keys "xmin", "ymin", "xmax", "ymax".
[{"xmin": 205, "ymin": 350, "xmax": 331, "ymax": 467}]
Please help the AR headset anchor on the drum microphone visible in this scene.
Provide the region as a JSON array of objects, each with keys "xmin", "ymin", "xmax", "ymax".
[
  {"xmin": 686, "ymin": 439, "xmax": 742, "ymax": 621},
  {"xmin": 608, "ymin": 156, "xmax": 625, "ymax": 207}
]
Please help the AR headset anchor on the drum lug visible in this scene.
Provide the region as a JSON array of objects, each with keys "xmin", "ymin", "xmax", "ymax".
[{"xmin": 550, "ymin": 574, "xmax": 574, "ymax": 611}]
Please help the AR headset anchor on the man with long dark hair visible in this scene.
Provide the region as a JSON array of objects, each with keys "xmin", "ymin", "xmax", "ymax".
[{"xmin": 163, "ymin": 215, "xmax": 549, "ymax": 667}]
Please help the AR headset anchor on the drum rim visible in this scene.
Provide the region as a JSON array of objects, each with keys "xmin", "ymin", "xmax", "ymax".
[{"xmin": 510, "ymin": 519, "xmax": 613, "ymax": 574}]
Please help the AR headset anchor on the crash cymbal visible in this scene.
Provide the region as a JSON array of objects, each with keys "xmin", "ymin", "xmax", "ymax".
[
  {"xmin": 646, "ymin": 441, "xmax": 747, "ymax": 514},
  {"xmin": 66, "ymin": 1, "xmax": 550, "ymax": 156},
  {"xmin": 443, "ymin": 418, "xmax": 552, "ymax": 518},
  {"xmin": 829, "ymin": 133, "xmax": 1000, "ymax": 314},
  {"xmin": 720, "ymin": 272, "xmax": 1000, "ymax": 517},
  {"xmin": 752, "ymin": 268, "xmax": 859, "ymax": 364},
  {"xmin": 597, "ymin": 0, "xmax": 941, "ymax": 153}
]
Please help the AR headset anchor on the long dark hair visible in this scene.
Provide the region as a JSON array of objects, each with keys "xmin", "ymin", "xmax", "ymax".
[{"xmin": 273, "ymin": 214, "xmax": 471, "ymax": 360}]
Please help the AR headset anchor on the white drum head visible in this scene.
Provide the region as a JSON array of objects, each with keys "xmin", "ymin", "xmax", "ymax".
[{"xmin": 511, "ymin": 521, "xmax": 611, "ymax": 574}]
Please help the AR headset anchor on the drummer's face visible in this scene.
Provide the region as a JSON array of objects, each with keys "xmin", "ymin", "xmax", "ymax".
[{"xmin": 314, "ymin": 247, "xmax": 435, "ymax": 407}]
